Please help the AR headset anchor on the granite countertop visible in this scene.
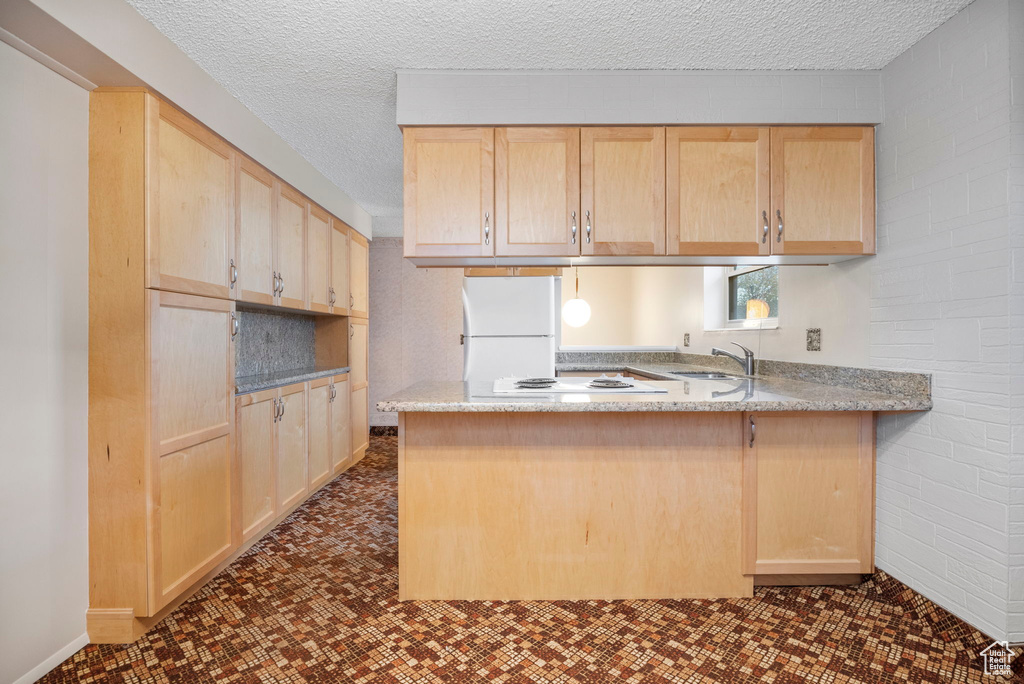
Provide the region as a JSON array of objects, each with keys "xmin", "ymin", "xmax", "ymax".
[
  {"xmin": 236, "ymin": 365, "xmax": 351, "ymax": 395},
  {"xmin": 377, "ymin": 371, "xmax": 931, "ymax": 414}
]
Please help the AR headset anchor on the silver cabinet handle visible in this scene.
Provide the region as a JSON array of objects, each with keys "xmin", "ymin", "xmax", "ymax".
[
  {"xmin": 585, "ymin": 210, "xmax": 592, "ymax": 243},
  {"xmin": 273, "ymin": 398, "xmax": 280, "ymax": 422},
  {"xmin": 280, "ymin": 399, "xmax": 286, "ymax": 420},
  {"xmin": 776, "ymin": 209, "xmax": 783, "ymax": 243},
  {"xmin": 329, "ymin": 287, "xmax": 335, "ymax": 305},
  {"xmin": 229, "ymin": 259, "xmax": 237, "ymax": 288},
  {"xmin": 273, "ymin": 272, "xmax": 279, "ymax": 295},
  {"xmin": 230, "ymin": 311, "xmax": 239, "ymax": 339},
  {"xmin": 570, "ymin": 211, "xmax": 577, "ymax": 245},
  {"xmin": 350, "ymin": 293, "xmax": 354, "ymax": 308},
  {"xmin": 749, "ymin": 416, "xmax": 756, "ymax": 448},
  {"xmin": 278, "ymin": 274, "xmax": 284, "ymax": 295},
  {"xmin": 350, "ymin": 326, "xmax": 354, "ymax": 339},
  {"xmin": 483, "ymin": 212, "xmax": 490, "ymax": 246},
  {"xmin": 762, "ymin": 211, "xmax": 769, "ymax": 244}
]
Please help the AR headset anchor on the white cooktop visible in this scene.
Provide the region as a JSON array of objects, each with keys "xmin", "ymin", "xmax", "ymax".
[{"xmin": 492, "ymin": 375, "xmax": 669, "ymax": 395}]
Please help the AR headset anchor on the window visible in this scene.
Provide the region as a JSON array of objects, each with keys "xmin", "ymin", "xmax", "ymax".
[
  {"xmin": 702, "ymin": 266, "xmax": 780, "ymax": 331},
  {"xmin": 728, "ymin": 266, "xmax": 778, "ymax": 321}
]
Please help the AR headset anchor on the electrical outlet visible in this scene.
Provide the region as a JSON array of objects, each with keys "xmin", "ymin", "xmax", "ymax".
[
  {"xmin": 806, "ymin": 328, "xmax": 821, "ymax": 352},
  {"xmin": 683, "ymin": 333, "xmax": 690, "ymax": 347}
]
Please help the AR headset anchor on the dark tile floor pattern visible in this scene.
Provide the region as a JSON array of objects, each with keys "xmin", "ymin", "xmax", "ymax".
[{"xmin": 41, "ymin": 436, "xmax": 1018, "ymax": 683}]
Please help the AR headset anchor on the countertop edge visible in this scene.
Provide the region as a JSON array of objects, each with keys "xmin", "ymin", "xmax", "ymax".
[
  {"xmin": 236, "ymin": 366, "xmax": 351, "ymax": 395},
  {"xmin": 377, "ymin": 399, "xmax": 932, "ymax": 413}
]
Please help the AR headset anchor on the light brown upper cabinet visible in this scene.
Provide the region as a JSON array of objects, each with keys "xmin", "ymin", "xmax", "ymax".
[
  {"xmin": 350, "ymin": 230, "xmax": 369, "ymax": 318},
  {"xmin": 235, "ymin": 157, "xmax": 276, "ymax": 305},
  {"xmin": 148, "ymin": 97, "xmax": 236, "ymax": 298},
  {"xmin": 330, "ymin": 218, "xmax": 350, "ymax": 315},
  {"xmin": 307, "ymin": 204, "xmax": 332, "ymax": 313},
  {"xmin": 770, "ymin": 127, "xmax": 875, "ymax": 255},
  {"xmin": 495, "ymin": 127, "xmax": 581, "ymax": 256},
  {"xmin": 404, "ymin": 127, "xmax": 495, "ymax": 257},
  {"xmin": 667, "ymin": 128, "xmax": 770, "ymax": 256},
  {"xmin": 276, "ymin": 184, "xmax": 307, "ymax": 309},
  {"xmin": 581, "ymin": 127, "xmax": 666, "ymax": 256}
]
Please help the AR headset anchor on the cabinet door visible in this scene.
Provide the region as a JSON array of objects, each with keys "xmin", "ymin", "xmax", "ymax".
[
  {"xmin": 351, "ymin": 385, "xmax": 369, "ymax": 463},
  {"xmin": 667, "ymin": 127, "xmax": 770, "ymax": 256},
  {"xmin": 581, "ymin": 127, "xmax": 665, "ymax": 256},
  {"xmin": 742, "ymin": 412, "xmax": 874, "ymax": 576},
  {"xmin": 307, "ymin": 204, "xmax": 331, "ymax": 313},
  {"xmin": 770, "ymin": 127, "xmax": 875, "ymax": 255},
  {"xmin": 235, "ymin": 157, "xmax": 276, "ymax": 305},
  {"xmin": 276, "ymin": 184, "xmax": 306, "ymax": 309},
  {"xmin": 330, "ymin": 218, "xmax": 350, "ymax": 315},
  {"xmin": 148, "ymin": 290, "xmax": 236, "ymax": 612},
  {"xmin": 276, "ymin": 383, "xmax": 308, "ymax": 510},
  {"xmin": 495, "ymin": 127, "xmax": 581, "ymax": 256},
  {"xmin": 331, "ymin": 374, "xmax": 351, "ymax": 474},
  {"xmin": 308, "ymin": 379, "xmax": 332, "ymax": 490},
  {"xmin": 236, "ymin": 389, "xmax": 277, "ymax": 542},
  {"xmin": 349, "ymin": 318, "xmax": 368, "ymax": 389},
  {"xmin": 403, "ymin": 127, "xmax": 494, "ymax": 257},
  {"xmin": 349, "ymin": 231, "xmax": 368, "ymax": 318},
  {"xmin": 148, "ymin": 98, "xmax": 235, "ymax": 298}
]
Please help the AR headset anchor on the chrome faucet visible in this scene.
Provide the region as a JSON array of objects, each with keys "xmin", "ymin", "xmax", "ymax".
[{"xmin": 711, "ymin": 342, "xmax": 755, "ymax": 376}]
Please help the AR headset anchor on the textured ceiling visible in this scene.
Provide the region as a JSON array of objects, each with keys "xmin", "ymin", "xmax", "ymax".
[{"xmin": 125, "ymin": 0, "xmax": 971, "ymax": 226}]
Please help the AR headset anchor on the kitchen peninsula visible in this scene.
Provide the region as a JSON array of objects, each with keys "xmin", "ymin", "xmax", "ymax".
[{"xmin": 379, "ymin": 356, "xmax": 930, "ymax": 602}]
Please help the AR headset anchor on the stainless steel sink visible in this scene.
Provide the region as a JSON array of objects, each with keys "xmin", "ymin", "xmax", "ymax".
[{"xmin": 669, "ymin": 372, "xmax": 738, "ymax": 379}]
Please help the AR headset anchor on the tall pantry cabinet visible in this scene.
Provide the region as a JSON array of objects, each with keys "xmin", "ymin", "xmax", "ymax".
[{"xmin": 88, "ymin": 88, "xmax": 370, "ymax": 645}]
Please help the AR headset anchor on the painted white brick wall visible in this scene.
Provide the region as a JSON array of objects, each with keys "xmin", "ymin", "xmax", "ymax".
[
  {"xmin": 874, "ymin": 0, "xmax": 1018, "ymax": 642},
  {"xmin": 397, "ymin": 69, "xmax": 881, "ymax": 126},
  {"xmin": 1007, "ymin": 0, "xmax": 1024, "ymax": 645}
]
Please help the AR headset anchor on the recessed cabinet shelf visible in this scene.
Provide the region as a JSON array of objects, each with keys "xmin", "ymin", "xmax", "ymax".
[{"xmin": 402, "ymin": 125, "xmax": 875, "ymax": 265}]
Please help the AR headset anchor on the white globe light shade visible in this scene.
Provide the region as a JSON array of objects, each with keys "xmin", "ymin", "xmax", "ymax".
[{"xmin": 562, "ymin": 298, "xmax": 591, "ymax": 327}]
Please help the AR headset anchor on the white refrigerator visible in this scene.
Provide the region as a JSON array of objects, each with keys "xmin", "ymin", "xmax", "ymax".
[{"xmin": 462, "ymin": 276, "xmax": 560, "ymax": 382}]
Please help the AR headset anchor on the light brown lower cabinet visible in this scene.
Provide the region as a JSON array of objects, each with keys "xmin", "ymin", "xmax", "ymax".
[
  {"xmin": 331, "ymin": 374, "xmax": 352, "ymax": 474},
  {"xmin": 277, "ymin": 382, "xmax": 308, "ymax": 510},
  {"xmin": 743, "ymin": 411, "xmax": 875, "ymax": 578},
  {"xmin": 308, "ymin": 378, "xmax": 332, "ymax": 490},
  {"xmin": 351, "ymin": 385, "xmax": 369, "ymax": 463},
  {"xmin": 236, "ymin": 388, "xmax": 278, "ymax": 542}
]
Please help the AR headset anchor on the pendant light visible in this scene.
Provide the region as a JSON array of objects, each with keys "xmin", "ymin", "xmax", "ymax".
[{"xmin": 562, "ymin": 267, "xmax": 591, "ymax": 328}]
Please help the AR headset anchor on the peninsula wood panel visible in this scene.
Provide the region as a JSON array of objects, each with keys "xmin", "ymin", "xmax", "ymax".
[
  {"xmin": 349, "ymin": 318, "xmax": 368, "ymax": 389},
  {"xmin": 743, "ymin": 411, "xmax": 875, "ymax": 575},
  {"xmin": 235, "ymin": 157, "xmax": 276, "ymax": 305},
  {"xmin": 276, "ymin": 184, "xmax": 306, "ymax": 309},
  {"xmin": 403, "ymin": 127, "xmax": 494, "ymax": 257},
  {"xmin": 349, "ymin": 231, "xmax": 369, "ymax": 317},
  {"xmin": 276, "ymin": 383, "xmax": 308, "ymax": 510},
  {"xmin": 399, "ymin": 411, "xmax": 750, "ymax": 600},
  {"xmin": 770, "ymin": 127, "xmax": 875, "ymax": 255},
  {"xmin": 331, "ymin": 374, "xmax": 351, "ymax": 474},
  {"xmin": 330, "ymin": 219, "xmax": 350, "ymax": 315},
  {"xmin": 667, "ymin": 127, "xmax": 770, "ymax": 256},
  {"xmin": 307, "ymin": 204, "xmax": 331, "ymax": 313},
  {"xmin": 149, "ymin": 99, "xmax": 235, "ymax": 299},
  {"xmin": 236, "ymin": 389, "xmax": 277, "ymax": 542},
  {"xmin": 350, "ymin": 385, "xmax": 369, "ymax": 463},
  {"xmin": 581, "ymin": 127, "xmax": 666, "ymax": 256},
  {"xmin": 495, "ymin": 127, "xmax": 581, "ymax": 256},
  {"xmin": 308, "ymin": 379, "xmax": 332, "ymax": 490}
]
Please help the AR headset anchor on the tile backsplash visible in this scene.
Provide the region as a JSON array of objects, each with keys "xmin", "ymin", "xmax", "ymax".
[{"xmin": 235, "ymin": 306, "xmax": 315, "ymax": 377}]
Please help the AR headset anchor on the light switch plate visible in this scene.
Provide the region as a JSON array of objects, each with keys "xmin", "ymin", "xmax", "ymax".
[{"xmin": 806, "ymin": 328, "xmax": 821, "ymax": 352}]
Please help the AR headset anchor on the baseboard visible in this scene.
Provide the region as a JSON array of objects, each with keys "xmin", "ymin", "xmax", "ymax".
[{"xmin": 12, "ymin": 632, "xmax": 89, "ymax": 684}]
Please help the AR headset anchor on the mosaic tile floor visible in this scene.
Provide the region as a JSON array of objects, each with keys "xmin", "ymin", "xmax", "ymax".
[{"xmin": 42, "ymin": 436, "xmax": 1018, "ymax": 683}]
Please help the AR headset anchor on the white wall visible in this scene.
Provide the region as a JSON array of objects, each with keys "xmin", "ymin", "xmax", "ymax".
[
  {"xmin": 873, "ymin": 0, "xmax": 1017, "ymax": 642},
  {"xmin": 561, "ymin": 263, "xmax": 872, "ymax": 368},
  {"xmin": 0, "ymin": 42, "xmax": 90, "ymax": 683},
  {"xmin": 397, "ymin": 69, "xmax": 881, "ymax": 126}
]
